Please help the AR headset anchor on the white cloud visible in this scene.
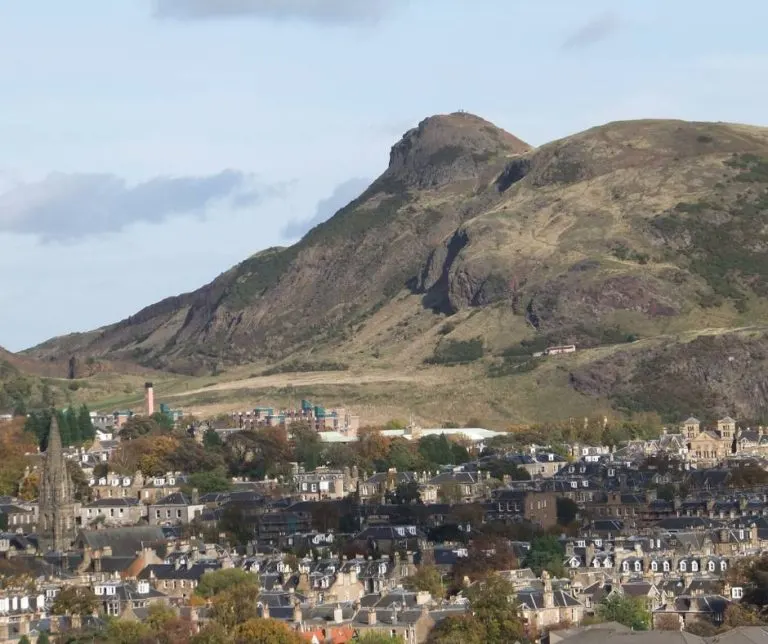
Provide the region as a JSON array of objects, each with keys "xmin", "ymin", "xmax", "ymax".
[
  {"xmin": 153, "ymin": 0, "xmax": 405, "ymax": 24},
  {"xmin": 282, "ymin": 177, "xmax": 370, "ymax": 239},
  {"xmin": 0, "ymin": 170, "xmax": 282, "ymax": 241}
]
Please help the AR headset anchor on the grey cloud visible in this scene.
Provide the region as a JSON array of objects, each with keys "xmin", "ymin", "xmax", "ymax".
[
  {"xmin": 282, "ymin": 177, "xmax": 370, "ymax": 239},
  {"xmin": 561, "ymin": 12, "xmax": 620, "ymax": 51},
  {"xmin": 0, "ymin": 170, "xmax": 277, "ymax": 242},
  {"xmin": 153, "ymin": 0, "xmax": 402, "ymax": 24}
]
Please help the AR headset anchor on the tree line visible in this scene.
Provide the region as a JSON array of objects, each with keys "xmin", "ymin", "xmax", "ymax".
[{"xmin": 24, "ymin": 405, "xmax": 95, "ymax": 450}]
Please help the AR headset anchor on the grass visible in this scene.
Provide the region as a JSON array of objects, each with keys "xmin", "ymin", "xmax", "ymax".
[{"xmin": 261, "ymin": 360, "xmax": 350, "ymax": 376}]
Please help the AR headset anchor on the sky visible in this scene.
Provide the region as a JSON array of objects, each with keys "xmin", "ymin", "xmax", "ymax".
[{"xmin": 2, "ymin": 0, "xmax": 768, "ymax": 350}]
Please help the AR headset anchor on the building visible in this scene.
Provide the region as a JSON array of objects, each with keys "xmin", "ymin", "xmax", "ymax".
[
  {"xmin": 148, "ymin": 492, "xmax": 204, "ymax": 526},
  {"xmin": 38, "ymin": 416, "xmax": 76, "ymax": 553},
  {"xmin": 81, "ymin": 498, "xmax": 145, "ymax": 527}
]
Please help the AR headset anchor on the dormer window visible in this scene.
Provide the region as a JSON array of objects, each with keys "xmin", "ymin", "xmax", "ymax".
[
  {"xmin": 582, "ymin": 480, "xmax": 589, "ymax": 487},
  {"xmin": 595, "ymin": 539, "xmax": 602, "ymax": 547},
  {"xmin": 663, "ymin": 561, "xmax": 670, "ymax": 572},
  {"xmin": 571, "ymin": 481, "xmax": 578, "ymax": 489},
  {"xmin": 732, "ymin": 587, "xmax": 743, "ymax": 599},
  {"xmin": 721, "ymin": 561, "xmax": 727, "ymax": 571},
  {"xmin": 635, "ymin": 561, "xmax": 641, "ymax": 572},
  {"xmin": 651, "ymin": 561, "xmax": 658, "ymax": 572},
  {"xmin": 577, "ymin": 540, "xmax": 586, "ymax": 548},
  {"xmin": 622, "ymin": 562, "xmax": 629, "ymax": 572},
  {"xmin": 708, "ymin": 561, "xmax": 716, "ymax": 572},
  {"xmin": 680, "ymin": 561, "xmax": 687, "ymax": 572},
  {"xmin": 691, "ymin": 561, "xmax": 699, "ymax": 572}
]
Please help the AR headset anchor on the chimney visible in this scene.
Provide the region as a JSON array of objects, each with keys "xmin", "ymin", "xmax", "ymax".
[
  {"xmin": 367, "ymin": 607, "xmax": 377, "ymax": 625},
  {"xmin": 293, "ymin": 600, "xmax": 302, "ymax": 624},
  {"xmin": 145, "ymin": 382, "xmax": 155, "ymax": 416},
  {"xmin": 333, "ymin": 604, "xmax": 344, "ymax": 624}
]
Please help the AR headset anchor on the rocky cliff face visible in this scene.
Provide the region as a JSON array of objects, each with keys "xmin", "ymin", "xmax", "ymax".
[{"xmin": 24, "ymin": 114, "xmax": 768, "ymax": 418}]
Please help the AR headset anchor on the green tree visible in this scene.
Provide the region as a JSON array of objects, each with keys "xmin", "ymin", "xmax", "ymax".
[
  {"xmin": 419, "ymin": 434, "xmax": 456, "ymax": 467},
  {"xmin": 151, "ymin": 411, "xmax": 176, "ymax": 432},
  {"xmin": 597, "ymin": 595, "xmax": 651, "ymax": 631},
  {"xmin": 427, "ymin": 615, "xmax": 487, "ymax": 644},
  {"xmin": 290, "ymin": 421, "xmax": 322, "ymax": 470},
  {"xmin": 465, "ymin": 575, "xmax": 526, "ymax": 644},
  {"xmin": 196, "ymin": 568, "xmax": 259, "ymax": 599},
  {"xmin": 356, "ymin": 633, "xmax": 405, "ymax": 644},
  {"xmin": 523, "ymin": 534, "xmax": 565, "ymax": 577},
  {"xmin": 191, "ymin": 623, "xmax": 229, "ymax": 644},
  {"xmin": 105, "ymin": 619, "xmax": 151, "ymax": 644},
  {"xmin": 203, "ymin": 428, "xmax": 223, "ymax": 448},
  {"xmin": 186, "ymin": 469, "xmax": 232, "ymax": 494},
  {"xmin": 51, "ymin": 586, "xmax": 98, "ymax": 617},
  {"xmin": 35, "ymin": 635, "xmax": 49, "ymax": 644},
  {"xmin": 387, "ymin": 481, "xmax": 421, "ymax": 505},
  {"xmin": 18, "ymin": 636, "xmax": 32, "ymax": 644},
  {"xmin": 403, "ymin": 564, "xmax": 443, "ymax": 598},
  {"xmin": 556, "ymin": 497, "xmax": 579, "ymax": 526},
  {"xmin": 64, "ymin": 407, "xmax": 79, "ymax": 443},
  {"xmin": 232, "ymin": 618, "xmax": 303, "ymax": 644},
  {"xmin": 210, "ymin": 583, "xmax": 261, "ymax": 632},
  {"xmin": 77, "ymin": 405, "xmax": 95, "ymax": 443}
]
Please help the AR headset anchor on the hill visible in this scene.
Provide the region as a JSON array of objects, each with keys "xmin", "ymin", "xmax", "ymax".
[{"xmin": 24, "ymin": 113, "xmax": 768, "ymax": 423}]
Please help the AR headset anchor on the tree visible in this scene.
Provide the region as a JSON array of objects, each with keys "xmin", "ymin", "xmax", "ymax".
[
  {"xmin": 438, "ymin": 482, "xmax": 464, "ymax": 504},
  {"xmin": 556, "ymin": 497, "xmax": 579, "ymax": 526},
  {"xmin": 356, "ymin": 633, "xmax": 405, "ymax": 644},
  {"xmin": 232, "ymin": 618, "xmax": 303, "ymax": 644},
  {"xmin": 523, "ymin": 534, "xmax": 565, "ymax": 577},
  {"xmin": 186, "ymin": 469, "xmax": 232, "ymax": 494},
  {"xmin": 654, "ymin": 613, "xmax": 683, "ymax": 631},
  {"xmin": 105, "ymin": 619, "xmax": 151, "ymax": 644},
  {"xmin": 419, "ymin": 434, "xmax": 456, "ymax": 467},
  {"xmin": 203, "ymin": 428, "xmax": 223, "ymax": 448},
  {"xmin": 51, "ymin": 586, "xmax": 98, "ymax": 617},
  {"xmin": 387, "ymin": 481, "xmax": 421, "ymax": 505},
  {"xmin": 403, "ymin": 564, "xmax": 443, "ymax": 598},
  {"xmin": 151, "ymin": 411, "xmax": 176, "ymax": 432},
  {"xmin": 35, "ymin": 635, "xmax": 49, "ymax": 644},
  {"xmin": 66, "ymin": 460, "xmax": 90, "ymax": 502},
  {"xmin": 211, "ymin": 583, "xmax": 261, "ymax": 632},
  {"xmin": 465, "ymin": 575, "xmax": 526, "ymax": 644},
  {"xmin": 290, "ymin": 421, "xmax": 322, "ymax": 470},
  {"xmin": 427, "ymin": 614, "xmax": 487, "ymax": 644},
  {"xmin": 196, "ymin": 568, "xmax": 259, "ymax": 598},
  {"xmin": 191, "ymin": 623, "xmax": 230, "ymax": 644},
  {"xmin": 77, "ymin": 405, "xmax": 95, "ymax": 443},
  {"xmin": 119, "ymin": 415, "xmax": 165, "ymax": 441},
  {"xmin": 597, "ymin": 595, "xmax": 651, "ymax": 631},
  {"xmin": 723, "ymin": 603, "xmax": 767, "ymax": 627}
]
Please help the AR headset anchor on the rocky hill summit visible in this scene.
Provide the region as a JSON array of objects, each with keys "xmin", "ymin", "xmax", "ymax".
[{"xmin": 24, "ymin": 113, "xmax": 768, "ymax": 420}]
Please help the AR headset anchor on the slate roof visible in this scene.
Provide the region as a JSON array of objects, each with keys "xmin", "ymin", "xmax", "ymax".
[{"xmin": 77, "ymin": 526, "xmax": 168, "ymax": 558}]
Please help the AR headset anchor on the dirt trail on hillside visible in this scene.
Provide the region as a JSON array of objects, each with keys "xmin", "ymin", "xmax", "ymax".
[{"xmin": 169, "ymin": 370, "xmax": 444, "ymax": 398}]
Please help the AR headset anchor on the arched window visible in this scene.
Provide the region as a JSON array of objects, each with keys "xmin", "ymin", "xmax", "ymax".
[
  {"xmin": 651, "ymin": 561, "xmax": 658, "ymax": 572},
  {"xmin": 663, "ymin": 561, "xmax": 670, "ymax": 572},
  {"xmin": 680, "ymin": 561, "xmax": 687, "ymax": 572},
  {"xmin": 691, "ymin": 561, "xmax": 699, "ymax": 572},
  {"xmin": 622, "ymin": 561, "xmax": 629, "ymax": 572},
  {"xmin": 708, "ymin": 561, "xmax": 716, "ymax": 572},
  {"xmin": 635, "ymin": 561, "xmax": 642, "ymax": 572}
]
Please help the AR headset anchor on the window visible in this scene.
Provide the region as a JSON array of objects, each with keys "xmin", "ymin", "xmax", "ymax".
[
  {"xmin": 708, "ymin": 561, "xmax": 716, "ymax": 572},
  {"xmin": 691, "ymin": 561, "xmax": 699, "ymax": 572},
  {"xmin": 732, "ymin": 587, "xmax": 743, "ymax": 599},
  {"xmin": 680, "ymin": 561, "xmax": 687, "ymax": 572},
  {"xmin": 651, "ymin": 561, "xmax": 658, "ymax": 572},
  {"xmin": 663, "ymin": 561, "xmax": 670, "ymax": 572}
]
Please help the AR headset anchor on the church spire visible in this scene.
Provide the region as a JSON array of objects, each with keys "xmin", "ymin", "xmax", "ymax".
[
  {"xmin": 47, "ymin": 412, "xmax": 63, "ymax": 456},
  {"xmin": 39, "ymin": 412, "xmax": 75, "ymax": 553}
]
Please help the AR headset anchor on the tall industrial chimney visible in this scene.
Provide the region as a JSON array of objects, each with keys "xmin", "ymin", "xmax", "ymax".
[{"xmin": 145, "ymin": 382, "xmax": 154, "ymax": 416}]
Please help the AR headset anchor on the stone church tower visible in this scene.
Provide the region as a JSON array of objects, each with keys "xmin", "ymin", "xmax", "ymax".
[{"xmin": 38, "ymin": 415, "xmax": 76, "ymax": 552}]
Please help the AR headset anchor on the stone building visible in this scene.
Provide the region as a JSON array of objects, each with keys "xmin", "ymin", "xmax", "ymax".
[{"xmin": 38, "ymin": 416, "xmax": 76, "ymax": 553}]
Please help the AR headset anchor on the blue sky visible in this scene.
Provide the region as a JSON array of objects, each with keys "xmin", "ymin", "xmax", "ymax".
[{"xmin": 1, "ymin": 0, "xmax": 767, "ymax": 350}]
